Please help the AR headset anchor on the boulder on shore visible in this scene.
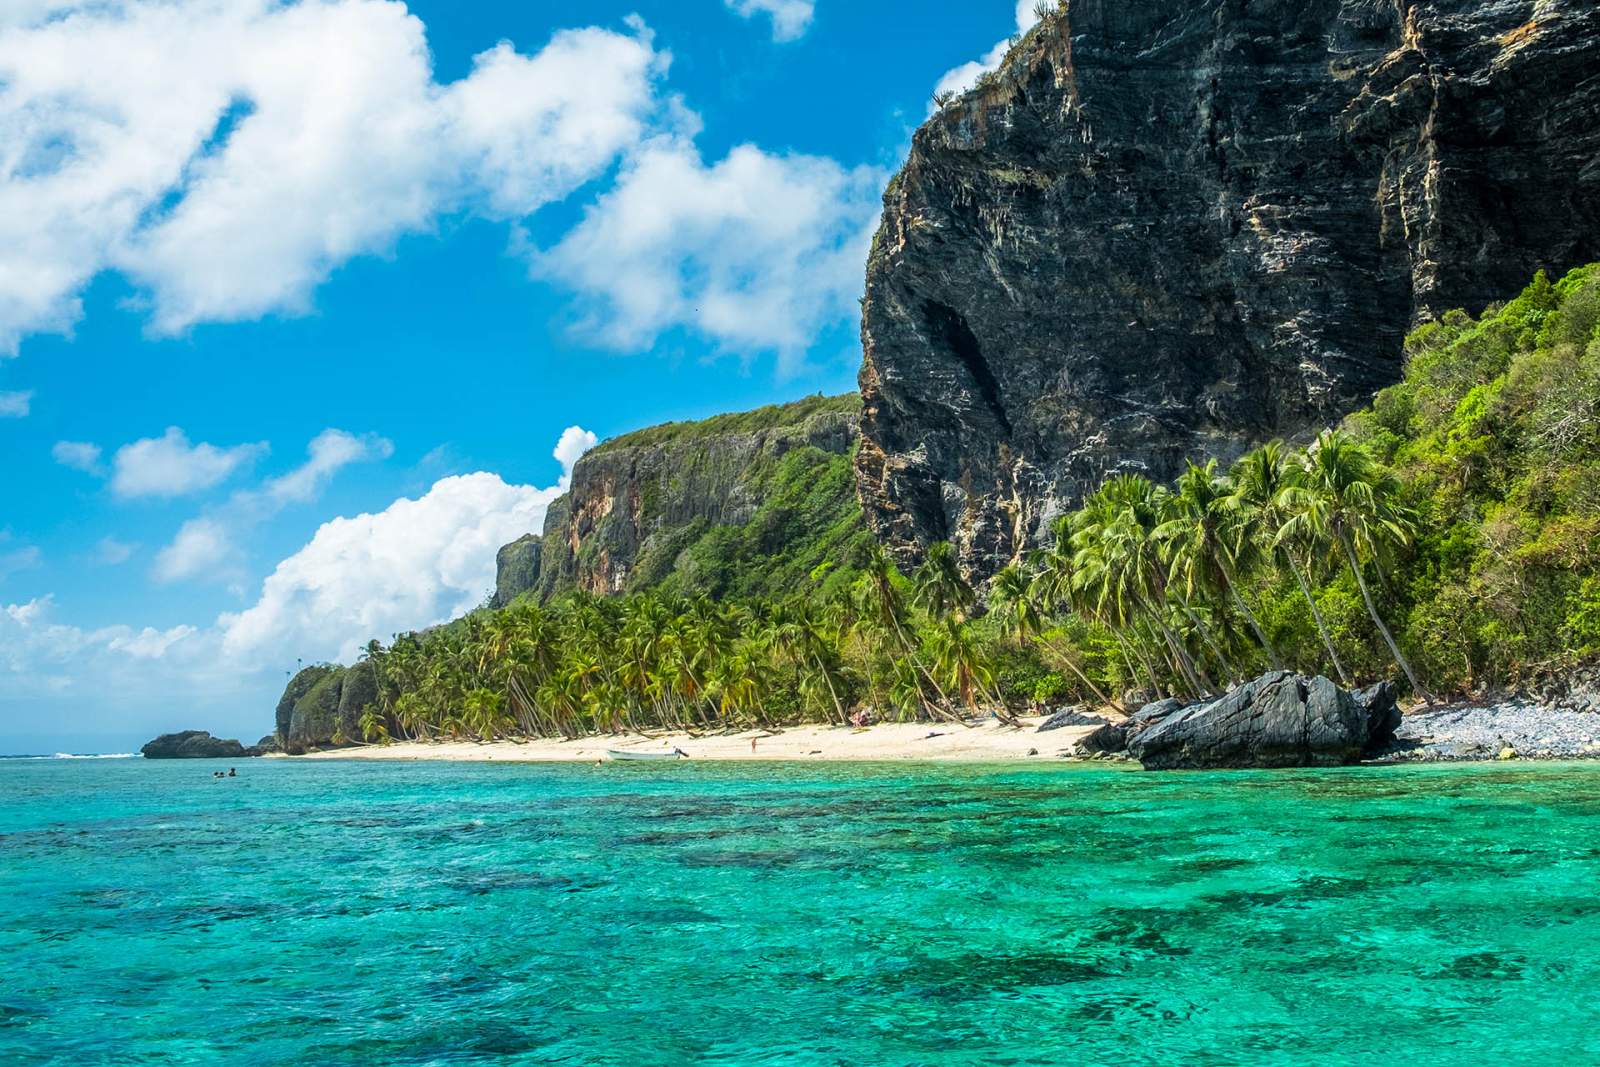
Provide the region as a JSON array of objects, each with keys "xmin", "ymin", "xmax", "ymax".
[
  {"xmin": 141, "ymin": 731, "xmax": 250, "ymax": 759},
  {"xmin": 1353, "ymin": 681, "xmax": 1402, "ymax": 751},
  {"xmin": 1128, "ymin": 672, "xmax": 1365, "ymax": 770},
  {"xmin": 1037, "ymin": 707, "xmax": 1106, "ymax": 732}
]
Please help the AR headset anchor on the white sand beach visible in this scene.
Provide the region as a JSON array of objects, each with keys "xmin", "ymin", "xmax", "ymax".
[{"xmin": 279, "ymin": 715, "xmax": 1103, "ymax": 763}]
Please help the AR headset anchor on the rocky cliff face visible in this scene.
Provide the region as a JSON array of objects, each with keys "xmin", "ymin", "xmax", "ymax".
[
  {"xmin": 858, "ymin": 0, "xmax": 1600, "ymax": 576},
  {"xmin": 491, "ymin": 534, "xmax": 542, "ymax": 607},
  {"xmin": 534, "ymin": 394, "xmax": 862, "ymax": 599}
]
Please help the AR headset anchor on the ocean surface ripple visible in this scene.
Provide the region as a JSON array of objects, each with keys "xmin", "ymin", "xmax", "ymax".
[{"xmin": 3, "ymin": 758, "xmax": 1600, "ymax": 1065}]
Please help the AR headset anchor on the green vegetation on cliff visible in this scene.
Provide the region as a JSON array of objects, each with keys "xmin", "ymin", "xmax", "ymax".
[
  {"xmin": 531, "ymin": 392, "xmax": 867, "ymax": 603},
  {"xmin": 283, "ymin": 267, "xmax": 1600, "ymax": 745},
  {"xmin": 587, "ymin": 393, "xmax": 859, "ymax": 456}
]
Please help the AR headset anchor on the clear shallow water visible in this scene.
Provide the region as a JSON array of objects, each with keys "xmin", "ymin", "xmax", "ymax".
[{"xmin": 4, "ymin": 758, "xmax": 1600, "ymax": 1066}]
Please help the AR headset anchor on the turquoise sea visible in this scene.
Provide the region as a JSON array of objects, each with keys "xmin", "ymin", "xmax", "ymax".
[{"xmin": 4, "ymin": 757, "xmax": 1600, "ymax": 1065}]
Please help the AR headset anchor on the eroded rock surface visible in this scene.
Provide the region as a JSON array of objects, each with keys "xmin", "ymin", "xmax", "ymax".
[
  {"xmin": 858, "ymin": 0, "xmax": 1600, "ymax": 575},
  {"xmin": 1128, "ymin": 672, "xmax": 1366, "ymax": 769},
  {"xmin": 141, "ymin": 731, "xmax": 249, "ymax": 759}
]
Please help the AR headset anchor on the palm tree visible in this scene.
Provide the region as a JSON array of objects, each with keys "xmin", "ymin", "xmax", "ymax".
[
  {"xmin": 856, "ymin": 544, "xmax": 959, "ymax": 720},
  {"xmin": 927, "ymin": 617, "xmax": 995, "ymax": 708},
  {"xmin": 990, "ymin": 562, "xmax": 1117, "ymax": 708},
  {"xmin": 1073, "ymin": 474, "xmax": 1212, "ymax": 698},
  {"xmin": 912, "ymin": 542, "xmax": 975, "ymax": 622},
  {"xmin": 1226, "ymin": 442, "xmax": 1352, "ymax": 684},
  {"xmin": 1280, "ymin": 430, "xmax": 1434, "ymax": 703},
  {"xmin": 1157, "ymin": 460, "xmax": 1281, "ymax": 671}
]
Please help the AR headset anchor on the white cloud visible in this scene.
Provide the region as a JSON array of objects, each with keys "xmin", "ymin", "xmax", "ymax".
[
  {"xmin": 153, "ymin": 516, "xmax": 231, "ymax": 583},
  {"xmin": 933, "ymin": 0, "xmax": 1040, "ymax": 100},
  {"xmin": 725, "ymin": 0, "xmax": 814, "ymax": 42},
  {"xmin": 0, "ymin": 1, "xmax": 667, "ymax": 351},
  {"xmin": 0, "ymin": 390, "xmax": 32, "ymax": 417},
  {"xmin": 219, "ymin": 470, "xmax": 566, "ymax": 664},
  {"xmin": 107, "ymin": 622, "xmax": 197, "ymax": 659},
  {"xmin": 92, "ymin": 537, "xmax": 136, "ymax": 565},
  {"xmin": 1, "ymin": 426, "xmax": 590, "ymax": 744},
  {"xmin": 254, "ymin": 429, "xmax": 393, "ymax": 507},
  {"xmin": 150, "ymin": 427, "xmax": 392, "ymax": 584},
  {"xmin": 110, "ymin": 427, "xmax": 266, "ymax": 499},
  {"xmin": 535, "ymin": 139, "xmax": 882, "ymax": 371},
  {"xmin": 553, "ymin": 425, "xmax": 598, "ymax": 482},
  {"xmin": 52, "ymin": 439, "xmax": 103, "ymax": 473}
]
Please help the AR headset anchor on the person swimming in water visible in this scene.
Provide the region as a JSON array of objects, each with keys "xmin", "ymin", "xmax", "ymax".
[{"xmin": 227, "ymin": 768, "xmax": 236, "ymax": 777}]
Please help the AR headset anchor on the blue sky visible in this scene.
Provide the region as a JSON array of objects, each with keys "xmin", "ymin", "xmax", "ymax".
[{"xmin": 0, "ymin": 0, "xmax": 1035, "ymax": 753}]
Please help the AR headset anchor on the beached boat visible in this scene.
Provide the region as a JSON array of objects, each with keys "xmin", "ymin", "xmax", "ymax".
[{"xmin": 606, "ymin": 748, "xmax": 687, "ymax": 762}]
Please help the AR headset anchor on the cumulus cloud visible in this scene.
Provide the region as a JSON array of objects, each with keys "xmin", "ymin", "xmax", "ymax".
[
  {"xmin": 553, "ymin": 425, "xmax": 598, "ymax": 481},
  {"xmin": 52, "ymin": 440, "xmax": 103, "ymax": 473},
  {"xmin": 2, "ymin": 425, "xmax": 593, "ymax": 743},
  {"xmin": 725, "ymin": 0, "xmax": 814, "ymax": 42},
  {"xmin": 933, "ymin": 0, "xmax": 1040, "ymax": 101},
  {"xmin": 0, "ymin": 592, "xmax": 209, "ymax": 708},
  {"xmin": 0, "ymin": 390, "xmax": 32, "ymax": 417},
  {"xmin": 0, "ymin": 1, "xmax": 667, "ymax": 351},
  {"xmin": 219, "ymin": 470, "xmax": 566, "ymax": 663},
  {"xmin": 151, "ymin": 428, "xmax": 392, "ymax": 584},
  {"xmin": 110, "ymin": 427, "xmax": 266, "ymax": 499},
  {"xmin": 153, "ymin": 517, "xmax": 232, "ymax": 584},
  {"xmin": 535, "ymin": 140, "xmax": 882, "ymax": 370}
]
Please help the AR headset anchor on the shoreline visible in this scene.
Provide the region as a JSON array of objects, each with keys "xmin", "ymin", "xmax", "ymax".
[
  {"xmin": 272, "ymin": 716, "xmax": 1099, "ymax": 763},
  {"xmin": 262, "ymin": 696, "xmax": 1600, "ymax": 766}
]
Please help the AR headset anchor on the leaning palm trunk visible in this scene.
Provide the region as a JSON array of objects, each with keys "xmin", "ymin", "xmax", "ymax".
[
  {"xmin": 1038, "ymin": 635, "xmax": 1121, "ymax": 711},
  {"xmin": 1286, "ymin": 552, "xmax": 1351, "ymax": 685},
  {"xmin": 1215, "ymin": 557, "xmax": 1282, "ymax": 669},
  {"xmin": 1339, "ymin": 532, "xmax": 1433, "ymax": 704},
  {"xmin": 1178, "ymin": 599, "xmax": 1237, "ymax": 682},
  {"xmin": 1142, "ymin": 596, "xmax": 1211, "ymax": 697}
]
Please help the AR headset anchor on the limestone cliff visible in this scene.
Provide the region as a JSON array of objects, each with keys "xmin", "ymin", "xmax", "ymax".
[
  {"xmin": 530, "ymin": 394, "xmax": 865, "ymax": 600},
  {"xmin": 858, "ymin": 0, "xmax": 1600, "ymax": 576},
  {"xmin": 491, "ymin": 534, "xmax": 542, "ymax": 607}
]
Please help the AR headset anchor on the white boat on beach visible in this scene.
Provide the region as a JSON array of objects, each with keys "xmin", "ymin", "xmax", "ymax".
[{"xmin": 606, "ymin": 748, "xmax": 688, "ymax": 762}]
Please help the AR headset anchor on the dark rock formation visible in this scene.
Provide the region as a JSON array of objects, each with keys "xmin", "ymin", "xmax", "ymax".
[
  {"xmin": 857, "ymin": 0, "xmax": 1600, "ymax": 576},
  {"xmin": 285, "ymin": 667, "xmax": 345, "ymax": 751},
  {"xmin": 1037, "ymin": 707, "xmax": 1106, "ymax": 731},
  {"xmin": 141, "ymin": 731, "xmax": 249, "ymax": 759},
  {"xmin": 491, "ymin": 533, "xmax": 542, "ymax": 607},
  {"xmin": 1076, "ymin": 697, "xmax": 1190, "ymax": 753},
  {"xmin": 276, "ymin": 664, "xmax": 337, "ymax": 743},
  {"xmin": 1353, "ymin": 680, "xmax": 1402, "ymax": 751},
  {"xmin": 1128, "ymin": 672, "xmax": 1366, "ymax": 769},
  {"xmin": 534, "ymin": 394, "xmax": 861, "ymax": 598}
]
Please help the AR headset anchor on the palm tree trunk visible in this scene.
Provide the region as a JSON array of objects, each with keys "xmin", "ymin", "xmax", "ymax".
[
  {"xmin": 1113, "ymin": 629, "xmax": 1159, "ymax": 695},
  {"xmin": 1286, "ymin": 552, "xmax": 1350, "ymax": 685},
  {"xmin": 813, "ymin": 652, "xmax": 849, "ymax": 726},
  {"xmin": 1216, "ymin": 557, "xmax": 1282, "ymax": 668},
  {"xmin": 1339, "ymin": 532, "xmax": 1432, "ymax": 704},
  {"xmin": 1179, "ymin": 600, "xmax": 1237, "ymax": 681},
  {"xmin": 1039, "ymin": 635, "xmax": 1121, "ymax": 711}
]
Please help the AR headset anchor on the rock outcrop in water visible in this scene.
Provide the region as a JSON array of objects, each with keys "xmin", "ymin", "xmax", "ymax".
[
  {"xmin": 141, "ymin": 731, "xmax": 250, "ymax": 759},
  {"xmin": 857, "ymin": 0, "xmax": 1600, "ymax": 575}
]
